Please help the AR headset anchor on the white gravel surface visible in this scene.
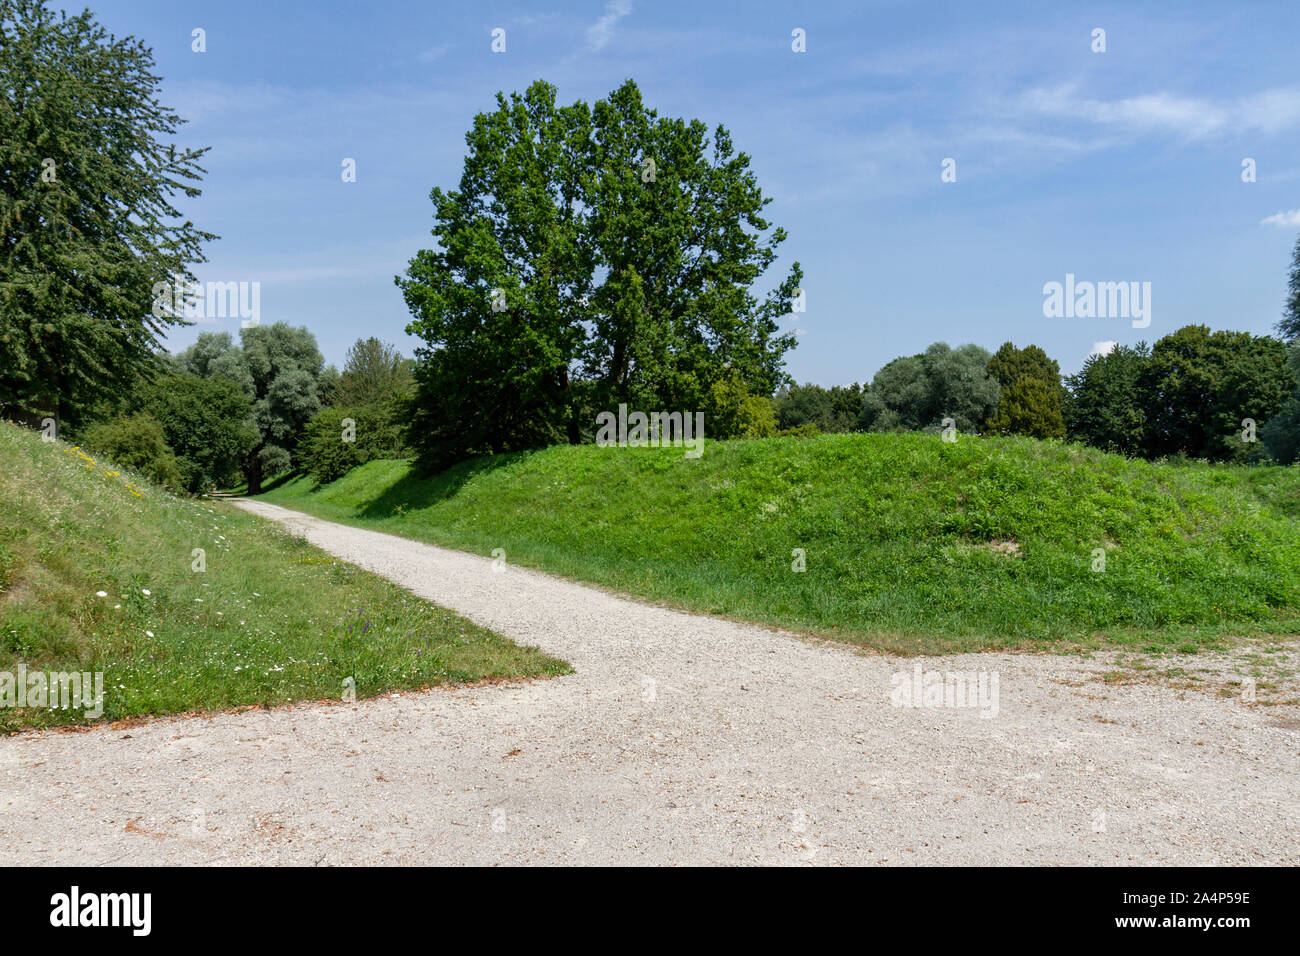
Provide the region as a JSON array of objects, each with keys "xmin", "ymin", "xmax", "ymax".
[{"xmin": 1, "ymin": 499, "xmax": 1297, "ymax": 866}]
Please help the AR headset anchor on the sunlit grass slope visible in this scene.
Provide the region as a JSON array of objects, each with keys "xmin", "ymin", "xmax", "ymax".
[
  {"xmin": 0, "ymin": 422, "xmax": 568, "ymax": 732},
  {"xmin": 261, "ymin": 433, "xmax": 1300, "ymax": 654}
]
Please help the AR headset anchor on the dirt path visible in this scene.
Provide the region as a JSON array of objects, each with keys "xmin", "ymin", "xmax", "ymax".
[{"xmin": 1, "ymin": 499, "xmax": 1296, "ymax": 865}]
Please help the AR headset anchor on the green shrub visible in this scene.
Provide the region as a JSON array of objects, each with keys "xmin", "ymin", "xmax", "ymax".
[
  {"xmin": 302, "ymin": 399, "xmax": 412, "ymax": 485},
  {"xmin": 705, "ymin": 369, "xmax": 777, "ymax": 439},
  {"xmin": 79, "ymin": 413, "xmax": 183, "ymax": 491},
  {"xmin": 776, "ymin": 423, "xmax": 822, "ymax": 438}
]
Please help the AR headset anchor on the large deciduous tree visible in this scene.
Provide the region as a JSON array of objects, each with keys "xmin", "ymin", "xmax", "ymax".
[
  {"xmin": 398, "ymin": 79, "xmax": 801, "ymax": 470},
  {"xmin": 1140, "ymin": 325, "xmax": 1290, "ymax": 461},
  {"xmin": 173, "ymin": 324, "xmax": 324, "ymax": 493},
  {"xmin": 0, "ymin": 0, "xmax": 213, "ymax": 425},
  {"xmin": 859, "ymin": 343, "xmax": 998, "ymax": 434},
  {"xmin": 1064, "ymin": 344, "xmax": 1149, "ymax": 456}
]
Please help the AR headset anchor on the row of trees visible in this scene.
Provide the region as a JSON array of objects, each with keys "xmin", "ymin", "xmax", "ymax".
[
  {"xmin": 773, "ymin": 321, "xmax": 1297, "ymax": 464},
  {"xmin": 75, "ymin": 310, "xmax": 1299, "ymax": 498},
  {"xmin": 74, "ymin": 327, "xmax": 414, "ymax": 494},
  {"xmin": 394, "ymin": 77, "xmax": 1299, "ymax": 468},
  {"xmin": 764, "ymin": 243, "xmax": 1300, "ymax": 464}
]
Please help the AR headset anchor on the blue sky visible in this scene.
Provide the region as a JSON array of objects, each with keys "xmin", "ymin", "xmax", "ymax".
[{"xmin": 95, "ymin": 0, "xmax": 1300, "ymax": 382}]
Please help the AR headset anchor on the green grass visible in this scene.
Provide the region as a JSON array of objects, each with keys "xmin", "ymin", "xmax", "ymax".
[
  {"xmin": 0, "ymin": 422, "xmax": 568, "ymax": 732},
  {"xmin": 260, "ymin": 433, "xmax": 1300, "ymax": 654}
]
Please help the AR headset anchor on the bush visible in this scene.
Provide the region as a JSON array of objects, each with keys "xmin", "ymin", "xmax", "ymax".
[
  {"xmin": 777, "ymin": 423, "xmax": 821, "ymax": 439},
  {"xmin": 705, "ymin": 369, "xmax": 777, "ymax": 439},
  {"xmin": 302, "ymin": 399, "xmax": 412, "ymax": 485},
  {"xmin": 79, "ymin": 413, "xmax": 184, "ymax": 491},
  {"xmin": 775, "ymin": 383, "xmax": 863, "ymax": 433},
  {"xmin": 142, "ymin": 373, "xmax": 257, "ymax": 492}
]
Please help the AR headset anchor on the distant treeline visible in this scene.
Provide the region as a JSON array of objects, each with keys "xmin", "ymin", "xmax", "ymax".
[
  {"xmin": 774, "ymin": 322, "xmax": 1299, "ymax": 466},
  {"xmin": 54, "ymin": 306, "xmax": 1299, "ymax": 500}
]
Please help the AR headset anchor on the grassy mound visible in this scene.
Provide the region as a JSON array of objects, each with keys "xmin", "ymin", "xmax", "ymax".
[
  {"xmin": 261, "ymin": 433, "xmax": 1300, "ymax": 653},
  {"xmin": 0, "ymin": 423, "xmax": 567, "ymax": 732}
]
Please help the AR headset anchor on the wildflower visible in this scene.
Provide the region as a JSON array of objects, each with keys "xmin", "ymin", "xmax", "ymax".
[
  {"xmin": 145, "ymin": 630, "xmax": 154, "ymax": 637},
  {"xmin": 95, "ymin": 591, "xmax": 107, "ymax": 598},
  {"xmin": 142, "ymin": 589, "xmax": 151, "ymax": 596}
]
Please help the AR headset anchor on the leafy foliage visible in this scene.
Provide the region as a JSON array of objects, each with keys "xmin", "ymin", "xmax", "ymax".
[
  {"xmin": 140, "ymin": 372, "xmax": 256, "ymax": 491},
  {"xmin": 704, "ymin": 368, "xmax": 777, "ymax": 439},
  {"xmin": 986, "ymin": 342, "xmax": 1065, "ymax": 439},
  {"xmin": 1140, "ymin": 325, "xmax": 1290, "ymax": 461},
  {"xmin": 398, "ymin": 79, "xmax": 800, "ymax": 470},
  {"xmin": 0, "ymin": 0, "xmax": 213, "ymax": 424},
  {"xmin": 1064, "ymin": 344, "xmax": 1149, "ymax": 455},
  {"xmin": 774, "ymin": 382, "xmax": 864, "ymax": 433},
  {"xmin": 334, "ymin": 337, "xmax": 413, "ymax": 407},
  {"xmin": 1261, "ymin": 341, "xmax": 1300, "ymax": 465},
  {"xmin": 860, "ymin": 343, "xmax": 998, "ymax": 434},
  {"xmin": 302, "ymin": 400, "xmax": 412, "ymax": 485},
  {"xmin": 1280, "ymin": 235, "xmax": 1300, "ymax": 341},
  {"xmin": 173, "ymin": 324, "xmax": 325, "ymax": 492},
  {"xmin": 80, "ymin": 412, "xmax": 182, "ymax": 491}
]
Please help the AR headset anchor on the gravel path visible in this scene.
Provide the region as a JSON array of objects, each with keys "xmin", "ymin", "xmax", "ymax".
[{"xmin": 2, "ymin": 499, "xmax": 1297, "ymax": 866}]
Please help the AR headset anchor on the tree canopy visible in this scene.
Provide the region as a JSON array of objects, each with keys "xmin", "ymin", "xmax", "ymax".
[
  {"xmin": 986, "ymin": 342, "xmax": 1065, "ymax": 439},
  {"xmin": 398, "ymin": 79, "xmax": 801, "ymax": 469},
  {"xmin": 1140, "ymin": 325, "xmax": 1290, "ymax": 461},
  {"xmin": 1064, "ymin": 344, "xmax": 1149, "ymax": 456},
  {"xmin": 860, "ymin": 343, "xmax": 998, "ymax": 434},
  {"xmin": 775, "ymin": 382, "xmax": 865, "ymax": 434},
  {"xmin": 174, "ymin": 324, "xmax": 325, "ymax": 492},
  {"xmin": 0, "ymin": 0, "xmax": 212, "ymax": 424}
]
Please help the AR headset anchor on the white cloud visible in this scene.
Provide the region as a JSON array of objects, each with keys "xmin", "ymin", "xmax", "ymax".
[
  {"xmin": 1089, "ymin": 341, "xmax": 1118, "ymax": 358},
  {"xmin": 418, "ymin": 44, "xmax": 451, "ymax": 63},
  {"xmin": 1021, "ymin": 84, "xmax": 1300, "ymax": 140},
  {"xmin": 586, "ymin": 0, "xmax": 633, "ymax": 52},
  {"xmin": 1260, "ymin": 209, "xmax": 1300, "ymax": 227}
]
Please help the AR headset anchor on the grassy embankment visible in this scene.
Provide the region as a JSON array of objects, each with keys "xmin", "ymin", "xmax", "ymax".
[
  {"xmin": 261, "ymin": 432, "xmax": 1300, "ymax": 655},
  {"xmin": 0, "ymin": 422, "xmax": 568, "ymax": 732}
]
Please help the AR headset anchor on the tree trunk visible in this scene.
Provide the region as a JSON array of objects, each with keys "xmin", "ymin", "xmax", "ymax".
[{"xmin": 245, "ymin": 454, "xmax": 263, "ymax": 496}]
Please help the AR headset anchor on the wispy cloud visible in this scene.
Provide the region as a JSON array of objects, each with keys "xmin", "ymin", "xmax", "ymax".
[
  {"xmin": 586, "ymin": 0, "xmax": 633, "ymax": 52},
  {"xmin": 1020, "ymin": 84, "xmax": 1300, "ymax": 139},
  {"xmin": 418, "ymin": 43, "xmax": 451, "ymax": 63},
  {"xmin": 1261, "ymin": 209, "xmax": 1300, "ymax": 227}
]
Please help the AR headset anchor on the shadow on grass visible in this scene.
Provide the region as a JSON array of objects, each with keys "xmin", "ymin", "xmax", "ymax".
[
  {"xmin": 221, "ymin": 469, "xmax": 303, "ymax": 497},
  {"xmin": 354, "ymin": 450, "xmax": 539, "ymax": 520}
]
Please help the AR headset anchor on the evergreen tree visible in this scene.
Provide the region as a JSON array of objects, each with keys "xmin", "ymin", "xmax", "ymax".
[
  {"xmin": 986, "ymin": 342, "xmax": 1065, "ymax": 439},
  {"xmin": 0, "ymin": 0, "xmax": 213, "ymax": 424}
]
